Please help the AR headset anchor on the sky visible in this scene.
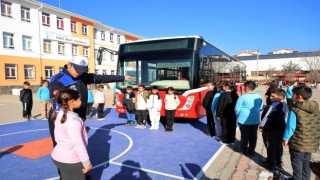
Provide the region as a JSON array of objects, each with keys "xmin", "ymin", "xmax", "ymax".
[{"xmin": 38, "ymin": 0, "xmax": 320, "ymax": 55}]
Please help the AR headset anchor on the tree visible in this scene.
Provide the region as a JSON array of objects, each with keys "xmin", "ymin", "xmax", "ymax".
[
  {"xmin": 301, "ymin": 51, "xmax": 320, "ymax": 71},
  {"xmin": 301, "ymin": 51, "xmax": 320, "ymax": 82},
  {"xmin": 266, "ymin": 65, "xmax": 276, "ymax": 80},
  {"xmin": 212, "ymin": 61, "xmax": 228, "ymax": 82},
  {"xmin": 281, "ymin": 61, "xmax": 301, "ymax": 74}
]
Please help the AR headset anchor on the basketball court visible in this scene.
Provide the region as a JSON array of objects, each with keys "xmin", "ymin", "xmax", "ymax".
[{"xmin": 0, "ymin": 108, "xmax": 224, "ymax": 180}]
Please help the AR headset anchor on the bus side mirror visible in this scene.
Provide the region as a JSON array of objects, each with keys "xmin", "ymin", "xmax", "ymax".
[{"xmin": 97, "ymin": 51, "xmax": 103, "ymax": 65}]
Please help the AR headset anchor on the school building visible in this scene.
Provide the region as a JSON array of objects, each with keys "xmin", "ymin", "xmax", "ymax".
[
  {"xmin": 234, "ymin": 49, "xmax": 320, "ymax": 82},
  {"xmin": 0, "ymin": 0, "xmax": 142, "ymax": 94}
]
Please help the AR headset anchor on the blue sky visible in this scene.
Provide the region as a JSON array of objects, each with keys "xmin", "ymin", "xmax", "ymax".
[{"xmin": 38, "ymin": 0, "xmax": 320, "ymax": 55}]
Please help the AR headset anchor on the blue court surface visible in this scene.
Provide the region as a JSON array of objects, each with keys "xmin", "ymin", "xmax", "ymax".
[{"xmin": 0, "ymin": 108, "xmax": 223, "ymax": 180}]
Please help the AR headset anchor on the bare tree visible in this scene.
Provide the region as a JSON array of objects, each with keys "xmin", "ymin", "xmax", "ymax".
[
  {"xmin": 266, "ymin": 65, "xmax": 276, "ymax": 80},
  {"xmin": 212, "ymin": 61, "xmax": 228, "ymax": 82},
  {"xmin": 301, "ymin": 51, "xmax": 320, "ymax": 71},
  {"xmin": 282, "ymin": 61, "xmax": 301, "ymax": 74},
  {"xmin": 300, "ymin": 51, "xmax": 320, "ymax": 83}
]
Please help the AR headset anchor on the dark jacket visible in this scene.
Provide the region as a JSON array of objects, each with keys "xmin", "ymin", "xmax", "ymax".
[
  {"xmin": 261, "ymin": 102, "xmax": 287, "ymax": 131},
  {"xmin": 122, "ymin": 92, "xmax": 135, "ymax": 112},
  {"xmin": 20, "ymin": 89, "xmax": 33, "ymax": 103},
  {"xmin": 49, "ymin": 66, "xmax": 125, "ymax": 119},
  {"xmin": 290, "ymin": 100, "xmax": 320, "ymax": 153},
  {"xmin": 202, "ymin": 89, "xmax": 217, "ymax": 109},
  {"xmin": 216, "ymin": 91, "xmax": 238, "ymax": 119}
]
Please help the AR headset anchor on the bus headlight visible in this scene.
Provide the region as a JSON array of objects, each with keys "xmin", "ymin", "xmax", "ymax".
[{"xmin": 178, "ymin": 96, "xmax": 194, "ymax": 110}]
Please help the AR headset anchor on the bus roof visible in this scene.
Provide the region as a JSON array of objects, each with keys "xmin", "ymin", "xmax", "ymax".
[
  {"xmin": 122, "ymin": 35, "xmax": 203, "ymax": 44},
  {"xmin": 121, "ymin": 35, "xmax": 242, "ymax": 64}
]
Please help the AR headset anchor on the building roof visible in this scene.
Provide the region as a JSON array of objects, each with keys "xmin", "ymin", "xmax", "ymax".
[
  {"xmin": 234, "ymin": 50, "xmax": 258, "ymax": 56},
  {"xmin": 271, "ymin": 48, "xmax": 296, "ymax": 52},
  {"xmin": 235, "ymin": 51, "xmax": 320, "ymax": 61}
]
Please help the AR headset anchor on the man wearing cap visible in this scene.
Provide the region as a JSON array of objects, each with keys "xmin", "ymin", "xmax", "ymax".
[{"xmin": 48, "ymin": 56, "xmax": 132, "ymax": 146}]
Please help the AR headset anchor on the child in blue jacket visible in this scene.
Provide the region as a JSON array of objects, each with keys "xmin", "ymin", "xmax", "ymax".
[{"xmin": 235, "ymin": 81, "xmax": 263, "ymax": 156}]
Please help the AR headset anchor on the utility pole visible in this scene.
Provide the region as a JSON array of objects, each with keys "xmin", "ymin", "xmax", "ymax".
[{"xmin": 256, "ymin": 49, "xmax": 259, "ymax": 76}]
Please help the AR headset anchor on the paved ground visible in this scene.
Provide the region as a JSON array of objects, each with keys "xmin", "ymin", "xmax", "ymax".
[
  {"xmin": 0, "ymin": 85, "xmax": 319, "ymax": 179},
  {"xmin": 201, "ymin": 85, "xmax": 320, "ymax": 180}
]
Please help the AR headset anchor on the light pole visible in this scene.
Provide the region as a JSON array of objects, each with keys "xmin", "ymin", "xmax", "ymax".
[{"xmin": 256, "ymin": 49, "xmax": 259, "ymax": 76}]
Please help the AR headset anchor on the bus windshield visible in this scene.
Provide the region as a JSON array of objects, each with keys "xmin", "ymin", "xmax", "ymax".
[{"xmin": 117, "ymin": 53, "xmax": 192, "ymax": 90}]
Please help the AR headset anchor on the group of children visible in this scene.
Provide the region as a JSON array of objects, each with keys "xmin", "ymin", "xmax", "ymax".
[
  {"xmin": 205, "ymin": 80, "xmax": 320, "ymax": 179},
  {"xmin": 122, "ymin": 85, "xmax": 180, "ymax": 131},
  {"xmin": 18, "ymin": 79, "xmax": 320, "ymax": 179},
  {"xmin": 19, "ymin": 80, "xmax": 50, "ymax": 120}
]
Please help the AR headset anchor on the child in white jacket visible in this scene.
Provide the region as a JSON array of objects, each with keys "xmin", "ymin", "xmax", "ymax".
[
  {"xmin": 95, "ymin": 85, "xmax": 105, "ymax": 120},
  {"xmin": 164, "ymin": 87, "xmax": 180, "ymax": 132},
  {"xmin": 147, "ymin": 86, "xmax": 162, "ymax": 130}
]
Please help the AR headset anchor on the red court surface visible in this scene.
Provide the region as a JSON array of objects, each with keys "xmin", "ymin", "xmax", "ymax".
[{"xmin": 1, "ymin": 137, "xmax": 53, "ymax": 159}]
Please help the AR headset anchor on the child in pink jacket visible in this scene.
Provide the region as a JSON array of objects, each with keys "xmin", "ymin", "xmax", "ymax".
[{"xmin": 51, "ymin": 89, "xmax": 92, "ymax": 180}]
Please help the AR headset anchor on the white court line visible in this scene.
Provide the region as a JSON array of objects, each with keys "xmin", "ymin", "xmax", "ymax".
[
  {"xmin": 0, "ymin": 125, "xmax": 209, "ymax": 180},
  {"xmin": 110, "ymin": 161, "xmax": 190, "ymax": 180},
  {"xmin": 0, "ymin": 120, "xmax": 28, "ymax": 126},
  {"xmin": 0, "ymin": 128, "xmax": 48, "ymax": 137},
  {"xmin": 194, "ymin": 127, "xmax": 240, "ymax": 179},
  {"xmin": 46, "ymin": 127, "xmax": 188, "ymax": 180},
  {"xmin": 194, "ymin": 143, "xmax": 226, "ymax": 179}
]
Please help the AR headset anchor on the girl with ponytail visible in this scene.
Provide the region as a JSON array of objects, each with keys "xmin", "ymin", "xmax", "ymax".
[{"xmin": 51, "ymin": 89, "xmax": 92, "ymax": 180}]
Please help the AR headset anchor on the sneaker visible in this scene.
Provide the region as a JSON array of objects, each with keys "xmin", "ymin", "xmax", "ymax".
[
  {"xmin": 135, "ymin": 125, "xmax": 141, "ymax": 128},
  {"xmin": 154, "ymin": 126, "xmax": 159, "ymax": 130},
  {"xmin": 125, "ymin": 123, "xmax": 134, "ymax": 127},
  {"xmin": 97, "ymin": 118, "xmax": 104, "ymax": 121},
  {"xmin": 165, "ymin": 128, "xmax": 173, "ymax": 132},
  {"xmin": 42, "ymin": 118, "xmax": 48, "ymax": 120},
  {"xmin": 140, "ymin": 125, "xmax": 146, "ymax": 129},
  {"xmin": 149, "ymin": 126, "xmax": 154, "ymax": 130},
  {"xmin": 86, "ymin": 115, "xmax": 91, "ymax": 120}
]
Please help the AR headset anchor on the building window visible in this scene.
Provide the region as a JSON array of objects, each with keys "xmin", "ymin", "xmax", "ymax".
[
  {"xmin": 3, "ymin": 32, "xmax": 14, "ymax": 49},
  {"xmin": 117, "ymin": 35, "xmax": 121, "ymax": 44},
  {"xmin": 21, "ymin": 7, "xmax": 30, "ymax": 22},
  {"xmin": 82, "ymin": 24, "xmax": 88, "ymax": 35},
  {"xmin": 72, "ymin": 45, "xmax": 78, "ymax": 56},
  {"xmin": 71, "ymin": 21, "xmax": 77, "ymax": 32},
  {"xmin": 24, "ymin": 65, "xmax": 35, "ymax": 80},
  {"xmin": 43, "ymin": 40, "xmax": 51, "ymax": 53},
  {"xmin": 110, "ymin": 33, "xmax": 114, "ymax": 43},
  {"xmin": 57, "ymin": 17, "xmax": 64, "ymax": 30},
  {"xmin": 58, "ymin": 43, "xmax": 65, "ymax": 54},
  {"xmin": 83, "ymin": 46, "xmax": 89, "ymax": 57},
  {"xmin": 94, "ymin": 28, "xmax": 97, "ymax": 39},
  {"xmin": 5, "ymin": 64, "xmax": 17, "ymax": 80},
  {"xmin": 45, "ymin": 66, "xmax": 54, "ymax": 79},
  {"xmin": 95, "ymin": 69, "xmax": 99, "ymax": 74},
  {"xmin": 42, "ymin": 13, "xmax": 50, "ymax": 26},
  {"xmin": 22, "ymin": 35, "xmax": 32, "ymax": 51},
  {"xmin": 101, "ymin": 31, "xmax": 105, "ymax": 40},
  {"xmin": 1, "ymin": 1, "xmax": 12, "ymax": 18},
  {"xmin": 102, "ymin": 52, "xmax": 107, "ymax": 61},
  {"xmin": 111, "ymin": 70, "xmax": 115, "ymax": 75},
  {"xmin": 110, "ymin": 54, "xmax": 114, "ymax": 61},
  {"xmin": 103, "ymin": 70, "xmax": 107, "ymax": 75}
]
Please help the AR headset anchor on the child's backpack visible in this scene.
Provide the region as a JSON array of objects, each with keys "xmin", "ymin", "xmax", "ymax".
[{"xmin": 123, "ymin": 98, "xmax": 135, "ymax": 112}]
